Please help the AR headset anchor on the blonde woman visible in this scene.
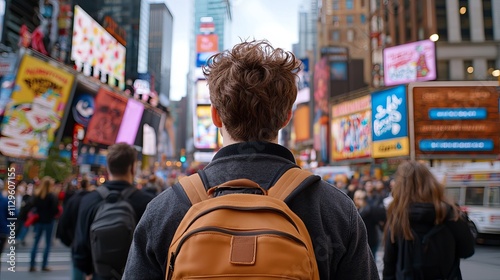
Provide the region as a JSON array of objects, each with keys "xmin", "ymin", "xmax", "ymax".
[
  {"xmin": 383, "ymin": 161, "xmax": 475, "ymax": 279},
  {"xmin": 29, "ymin": 176, "xmax": 59, "ymax": 272}
]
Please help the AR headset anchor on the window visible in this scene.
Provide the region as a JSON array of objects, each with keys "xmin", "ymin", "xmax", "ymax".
[
  {"xmin": 459, "ymin": 0, "xmax": 470, "ymax": 41},
  {"xmin": 333, "ymin": 0, "xmax": 339, "ymax": 10},
  {"xmin": 465, "ymin": 187, "xmax": 485, "ymax": 206},
  {"xmin": 360, "ymin": 14, "xmax": 366, "ymax": 24},
  {"xmin": 489, "ymin": 186, "xmax": 500, "ymax": 207},
  {"xmin": 437, "ymin": 60, "xmax": 450, "ymax": 80},
  {"xmin": 333, "ymin": 16, "xmax": 340, "ymax": 27},
  {"xmin": 346, "ymin": 15, "xmax": 354, "ymax": 26},
  {"xmin": 332, "ymin": 31, "xmax": 340, "ymax": 42},
  {"xmin": 464, "ymin": 60, "xmax": 474, "ymax": 80},
  {"xmin": 435, "ymin": 0, "xmax": 448, "ymax": 41},
  {"xmin": 346, "ymin": 0, "xmax": 353, "ymax": 9},
  {"xmin": 484, "ymin": 0, "xmax": 494, "ymax": 41},
  {"xmin": 347, "ymin": 29, "xmax": 354, "ymax": 42}
]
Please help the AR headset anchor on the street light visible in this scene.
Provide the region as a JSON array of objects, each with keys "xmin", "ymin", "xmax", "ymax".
[
  {"xmin": 429, "ymin": 34, "xmax": 439, "ymax": 42},
  {"xmin": 492, "ymin": 70, "xmax": 500, "ymax": 77}
]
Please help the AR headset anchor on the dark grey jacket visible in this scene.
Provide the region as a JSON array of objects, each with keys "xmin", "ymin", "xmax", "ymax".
[{"xmin": 123, "ymin": 142, "xmax": 379, "ymax": 279}]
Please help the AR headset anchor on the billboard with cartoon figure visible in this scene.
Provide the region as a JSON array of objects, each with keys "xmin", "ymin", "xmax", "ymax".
[{"xmin": 0, "ymin": 55, "xmax": 75, "ymax": 158}]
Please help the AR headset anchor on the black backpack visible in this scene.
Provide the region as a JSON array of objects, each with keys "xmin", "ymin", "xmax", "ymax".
[
  {"xmin": 397, "ymin": 224, "xmax": 460, "ymax": 280},
  {"xmin": 90, "ymin": 186, "xmax": 137, "ymax": 279}
]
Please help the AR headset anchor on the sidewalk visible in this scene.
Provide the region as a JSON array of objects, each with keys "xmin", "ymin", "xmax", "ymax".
[{"xmin": 1, "ymin": 225, "xmax": 72, "ymax": 280}]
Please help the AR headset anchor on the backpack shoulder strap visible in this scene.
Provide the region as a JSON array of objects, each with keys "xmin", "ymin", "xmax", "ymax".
[
  {"xmin": 176, "ymin": 173, "xmax": 209, "ymax": 205},
  {"xmin": 268, "ymin": 168, "xmax": 321, "ymax": 203},
  {"xmin": 96, "ymin": 186, "xmax": 110, "ymax": 199},
  {"xmin": 120, "ymin": 186, "xmax": 137, "ymax": 200}
]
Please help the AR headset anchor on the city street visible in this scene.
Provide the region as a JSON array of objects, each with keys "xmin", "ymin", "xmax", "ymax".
[{"xmin": 1, "ymin": 231, "xmax": 500, "ymax": 280}]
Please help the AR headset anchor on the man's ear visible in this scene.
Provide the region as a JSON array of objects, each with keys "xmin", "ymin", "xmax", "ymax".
[
  {"xmin": 282, "ymin": 110, "xmax": 293, "ymax": 128},
  {"xmin": 211, "ymin": 105, "xmax": 222, "ymax": 128}
]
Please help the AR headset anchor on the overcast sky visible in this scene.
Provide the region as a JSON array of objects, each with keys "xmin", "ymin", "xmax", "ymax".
[{"xmin": 164, "ymin": 0, "xmax": 305, "ymax": 101}]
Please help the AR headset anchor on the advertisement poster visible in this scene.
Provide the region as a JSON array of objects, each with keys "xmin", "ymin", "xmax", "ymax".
[
  {"xmin": 134, "ymin": 107, "xmax": 162, "ymax": 156},
  {"xmin": 194, "ymin": 105, "xmax": 217, "ymax": 150},
  {"xmin": 384, "ymin": 39, "xmax": 436, "ymax": 86},
  {"xmin": 71, "ymin": 5, "xmax": 126, "ymax": 89},
  {"xmin": 410, "ymin": 82, "xmax": 500, "ymax": 157},
  {"xmin": 313, "ymin": 57, "xmax": 330, "ymax": 162},
  {"xmin": 0, "ymin": 55, "xmax": 75, "ymax": 158},
  {"xmin": 85, "ymin": 88, "xmax": 127, "ymax": 146},
  {"xmin": 71, "ymin": 93, "xmax": 95, "ymax": 127},
  {"xmin": 371, "ymin": 85, "xmax": 409, "ymax": 158},
  {"xmin": 331, "ymin": 96, "xmax": 372, "ymax": 160},
  {"xmin": 116, "ymin": 99, "xmax": 144, "ymax": 145}
]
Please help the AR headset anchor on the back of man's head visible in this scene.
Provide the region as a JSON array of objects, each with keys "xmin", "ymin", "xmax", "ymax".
[
  {"xmin": 203, "ymin": 39, "xmax": 301, "ymax": 142},
  {"xmin": 106, "ymin": 143, "xmax": 137, "ymax": 177}
]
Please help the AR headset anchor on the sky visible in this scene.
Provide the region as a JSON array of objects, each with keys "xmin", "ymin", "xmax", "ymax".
[{"xmin": 164, "ymin": 0, "xmax": 305, "ymax": 101}]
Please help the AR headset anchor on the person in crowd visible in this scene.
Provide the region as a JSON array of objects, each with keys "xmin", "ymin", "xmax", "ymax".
[
  {"xmin": 29, "ymin": 176, "xmax": 60, "ymax": 272},
  {"xmin": 354, "ymin": 189, "xmax": 386, "ymax": 260},
  {"xmin": 383, "ymin": 160, "xmax": 475, "ymax": 279},
  {"xmin": 16, "ymin": 181, "xmax": 34, "ymax": 246},
  {"xmin": 364, "ymin": 180, "xmax": 384, "ymax": 208},
  {"xmin": 74, "ymin": 143, "xmax": 154, "ymax": 280},
  {"xmin": 123, "ymin": 39, "xmax": 379, "ymax": 279},
  {"xmin": 57, "ymin": 178, "xmax": 93, "ymax": 280}
]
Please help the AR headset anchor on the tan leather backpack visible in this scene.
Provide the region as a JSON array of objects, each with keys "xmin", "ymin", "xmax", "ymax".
[{"xmin": 166, "ymin": 167, "xmax": 320, "ymax": 280}]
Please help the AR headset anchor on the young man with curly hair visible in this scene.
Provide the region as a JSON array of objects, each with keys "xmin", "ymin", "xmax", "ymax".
[{"xmin": 123, "ymin": 40, "xmax": 379, "ymax": 279}]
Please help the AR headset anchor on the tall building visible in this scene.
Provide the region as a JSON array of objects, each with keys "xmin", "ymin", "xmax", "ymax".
[
  {"xmin": 2, "ymin": 0, "xmax": 40, "ymax": 51},
  {"xmin": 147, "ymin": 3, "xmax": 173, "ymax": 100},
  {"xmin": 193, "ymin": 0, "xmax": 231, "ymax": 52},
  {"xmin": 370, "ymin": 0, "xmax": 500, "ymax": 82},
  {"xmin": 317, "ymin": 0, "xmax": 371, "ymax": 85}
]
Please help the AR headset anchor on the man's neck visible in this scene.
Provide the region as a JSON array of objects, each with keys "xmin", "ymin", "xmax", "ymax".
[{"xmin": 108, "ymin": 174, "xmax": 133, "ymax": 184}]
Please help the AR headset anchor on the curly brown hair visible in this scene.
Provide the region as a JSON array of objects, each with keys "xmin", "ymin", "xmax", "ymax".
[{"xmin": 202, "ymin": 40, "xmax": 301, "ymax": 142}]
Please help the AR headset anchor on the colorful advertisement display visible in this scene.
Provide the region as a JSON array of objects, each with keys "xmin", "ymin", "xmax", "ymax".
[
  {"xmin": 196, "ymin": 79, "xmax": 210, "ymax": 104},
  {"xmin": 134, "ymin": 108, "xmax": 162, "ymax": 156},
  {"xmin": 384, "ymin": 39, "xmax": 436, "ymax": 86},
  {"xmin": 85, "ymin": 88, "xmax": 127, "ymax": 146},
  {"xmin": 71, "ymin": 5, "xmax": 126, "ymax": 89},
  {"xmin": 116, "ymin": 99, "xmax": 144, "ymax": 145},
  {"xmin": 371, "ymin": 85, "xmax": 409, "ymax": 158},
  {"xmin": 410, "ymin": 82, "xmax": 500, "ymax": 158},
  {"xmin": 331, "ymin": 96, "xmax": 372, "ymax": 161},
  {"xmin": 0, "ymin": 55, "xmax": 75, "ymax": 158},
  {"xmin": 313, "ymin": 57, "xmax": 330, "ymax": 163},
  {"xmin": 194, "ymin": 105, "xmax": 217, "ymax": 150},
  {"xmin": 196, "ymin": 34, "xmax": 219, "ymax": 67},
  {"xmin": 293, "ymin": 104, "xmax": 310, "ymax": 142},
  {"xmin": 71, "ymin": 93, "xmax": 95, "ymax": 127}
]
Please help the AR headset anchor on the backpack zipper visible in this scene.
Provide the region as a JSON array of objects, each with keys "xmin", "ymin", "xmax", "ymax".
[
  {"xmin": 167, "ymin": 252, "xmax": 176, "ymax": 280},
  {"xmin": 167, "ymin": 226, "xmax": 307, "ymax": 279},
  {"xmin": 184, "ymin": 206, "xmax": 299, "ymax": 234}
]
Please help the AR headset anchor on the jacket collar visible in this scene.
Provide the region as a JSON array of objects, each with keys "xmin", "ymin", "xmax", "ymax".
[{"xmin": 212, "ymin": 141, "xmax": 295, "ymax": 163}]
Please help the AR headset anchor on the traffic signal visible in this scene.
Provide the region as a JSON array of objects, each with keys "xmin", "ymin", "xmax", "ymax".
[{"xmin": 179, "ymin": 149, "xmax": 186, "ymax": 163}]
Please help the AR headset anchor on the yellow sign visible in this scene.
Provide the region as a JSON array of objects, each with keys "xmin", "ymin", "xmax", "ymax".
[
  {"xmin": 0, "ymin": 55, "xmax": 75, "ymax": 158},
  {"xmin": 372, "ymin": 137, "xmax": 410, "ymax": 158}
]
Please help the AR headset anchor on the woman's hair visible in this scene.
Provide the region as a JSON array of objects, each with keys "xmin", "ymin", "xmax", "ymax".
[
  {"xmin": 35, "ymin": 176, "xmax": 54, "ymax": 200},
  {"xmin": 385, "ymin": 160, "xmax": 460, "ymax": 242},
  {"xmin": 203, "ymin": 39, "xmax": 301, "ymax": 142}
]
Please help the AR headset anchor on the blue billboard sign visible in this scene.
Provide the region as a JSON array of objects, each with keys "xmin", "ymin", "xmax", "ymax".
[
  {"xmin": 371, "ymin": 85, "xmax": 408, "ymax": 142},
  {"xmin": 428, "ymin": 108, "xmax": 487, "ymax": 120},
  {"xmin": 419, "ymin": 139, "xmax": 494, "ymax": 152}
]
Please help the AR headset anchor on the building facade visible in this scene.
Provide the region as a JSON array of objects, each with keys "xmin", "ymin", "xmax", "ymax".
[
  {"xmin": 148, "ymin": 3, "xmax": 173, "ymax": 100},
  {"xmin": 370, "ymin": 0, "xmax": 500, "ymax": 83}
]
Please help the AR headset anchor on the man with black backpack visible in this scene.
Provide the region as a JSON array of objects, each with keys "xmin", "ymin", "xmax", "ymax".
[
  {"xmin": 74, "ymin": 143, "xmax": 154, "ymax": 280},
  {"xmin": 123, "ymin": 40, "xmax": 379, "ymax": 279}
]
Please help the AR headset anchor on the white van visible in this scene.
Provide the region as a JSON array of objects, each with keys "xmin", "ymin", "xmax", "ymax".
[{"xmin": 434, "ymin": 163, "xmax": 500, "ymax": 244}]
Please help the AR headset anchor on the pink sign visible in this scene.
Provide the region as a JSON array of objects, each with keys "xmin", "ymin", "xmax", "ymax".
[
  {"xmin": 383, "ymin": 39, "xmax": 436, "ymax": 86},
  {"xmin": 116, "ymin": 99, "xmax": 144, "ymax": 145}
]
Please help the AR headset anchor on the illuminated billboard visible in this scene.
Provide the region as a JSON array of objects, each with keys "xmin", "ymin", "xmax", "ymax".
[
  {"xmin": 383, "ymin": 39, "xmax": 436, "ymax": 86},
  {"xmin": 71, "ymin": 6, "xmax": 126, "ymax": 89}
]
